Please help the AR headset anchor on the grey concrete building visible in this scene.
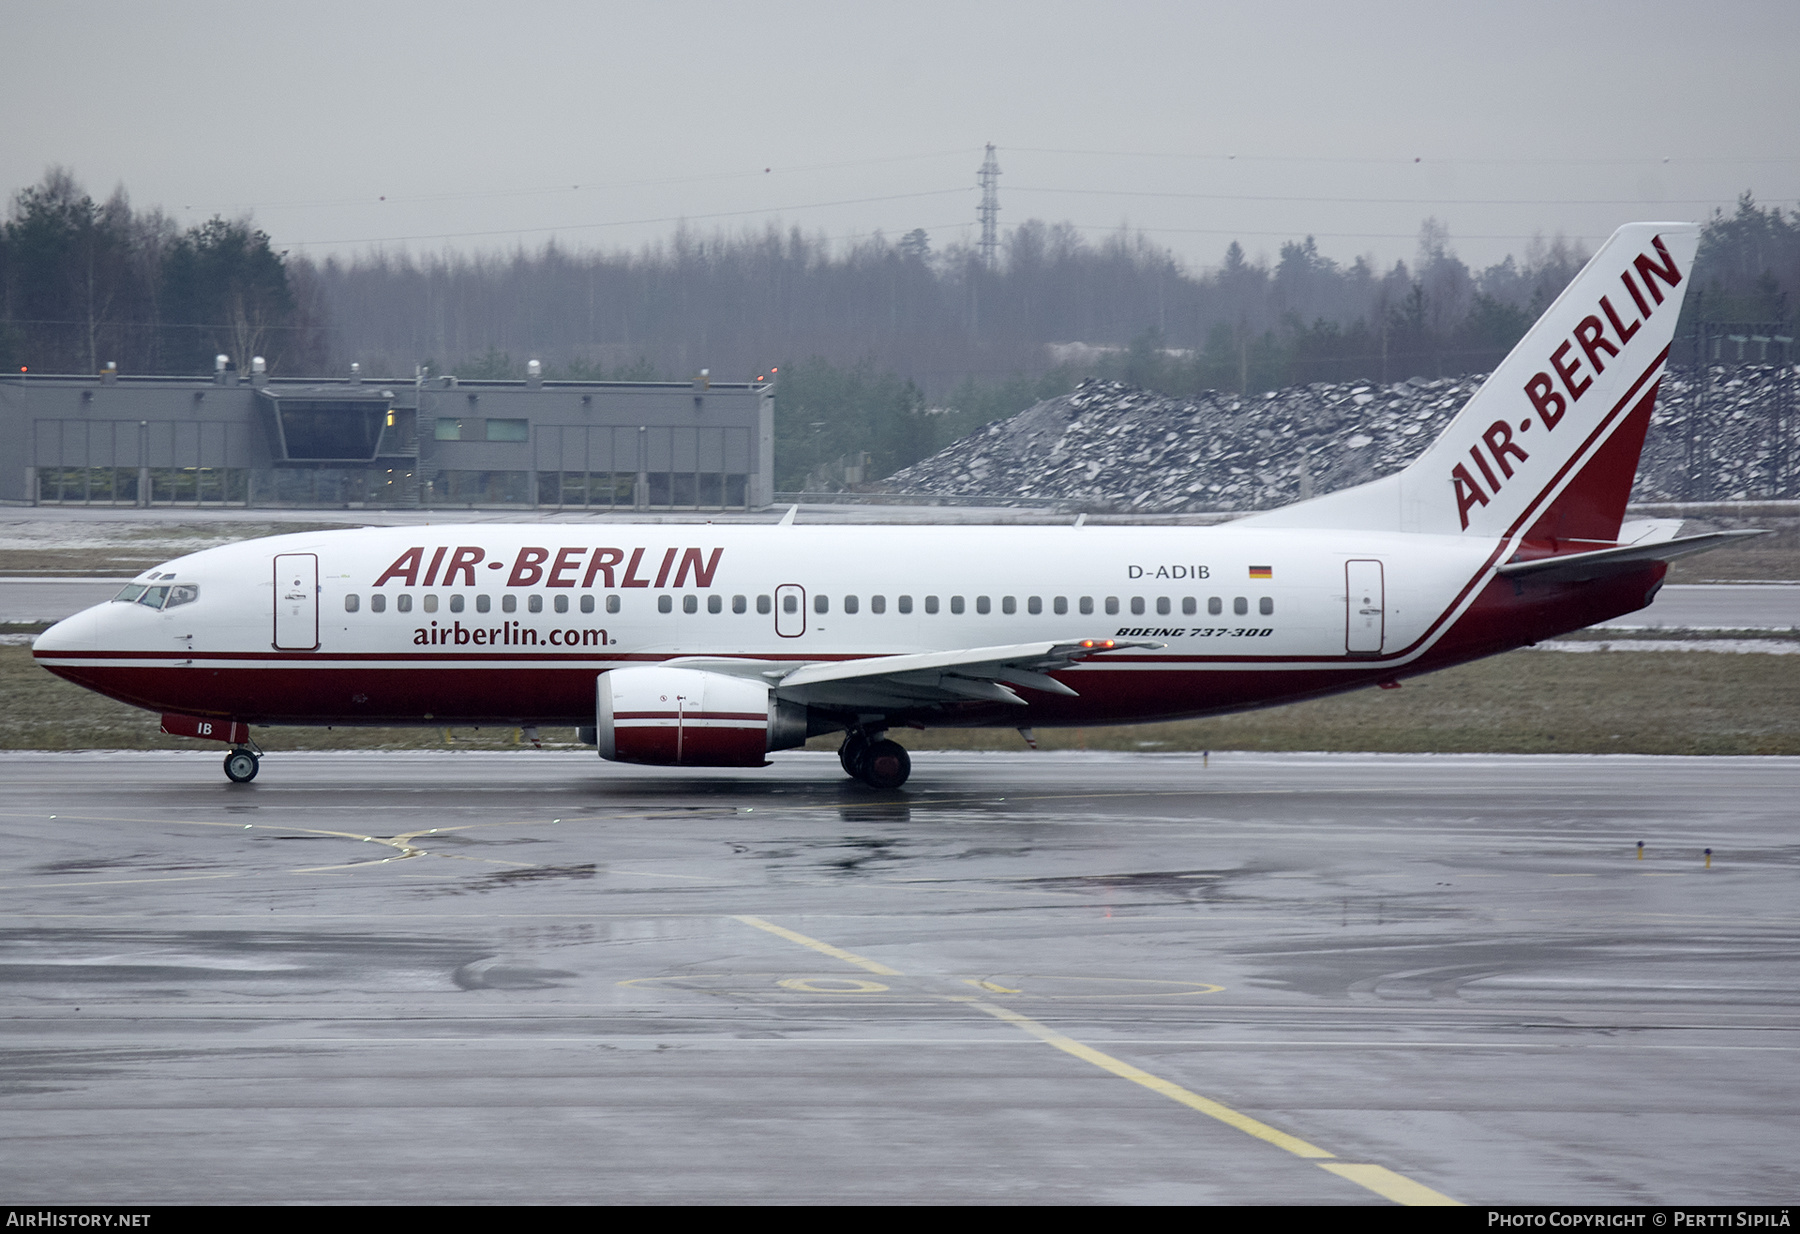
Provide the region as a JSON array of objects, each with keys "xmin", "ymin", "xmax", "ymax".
[{"xmin": 2, "ymin": 361, "xmax": 775, "ymax": 510}]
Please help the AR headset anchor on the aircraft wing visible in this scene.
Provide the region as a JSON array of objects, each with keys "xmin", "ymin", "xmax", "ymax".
[
  {"xmin": 735, "ymin": 638, "xmax": 1162, "ymax": 709},
  {"xmin": 1496, "ymin": 530, "xmax": 1765, "ymax": 583}
]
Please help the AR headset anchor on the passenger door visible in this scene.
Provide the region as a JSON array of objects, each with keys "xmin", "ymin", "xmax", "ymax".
[
  {"xmin": 1345, "ymin": 559, "xmax": 1384, "ymax": 655},
  {"xmin": 274, "ymin": 553, "xmax": 320, "ymax": 650}
]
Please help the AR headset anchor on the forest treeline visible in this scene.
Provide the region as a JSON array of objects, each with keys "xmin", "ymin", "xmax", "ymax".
[{"xmin": 2, "ymin": 168, "xmax": 1796, "ymax": 487}]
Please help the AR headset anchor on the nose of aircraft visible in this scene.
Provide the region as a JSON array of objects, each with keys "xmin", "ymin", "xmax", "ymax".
[{"xmin": 32, "ymin": 605, "xmax": 103, "ymax": 654}]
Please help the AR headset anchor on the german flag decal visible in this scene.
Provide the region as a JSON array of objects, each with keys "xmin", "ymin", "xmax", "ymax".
[{"xmin": 1249, "ymin": 565, "xmax": 1272, "ymax": 579}]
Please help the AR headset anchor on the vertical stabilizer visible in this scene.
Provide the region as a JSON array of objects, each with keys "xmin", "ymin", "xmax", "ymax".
[{"xmin": 1241, "ymin": 222, "xmax": 1699, "ymax": 544}]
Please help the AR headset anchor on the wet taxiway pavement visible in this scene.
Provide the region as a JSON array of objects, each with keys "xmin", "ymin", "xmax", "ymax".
[{"xmin": 1, "ymin": 750, "xmax": 1795, "ymax": 1205}]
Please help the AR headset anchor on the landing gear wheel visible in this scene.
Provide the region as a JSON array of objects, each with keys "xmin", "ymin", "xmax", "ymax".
[
  {"xmin": 224, "ymin": 750, "xmax": 259, "ymax": 784},
  {"xmin": 838, "ymin": 732, "xmax": 870, "ymax": 779},
  {"xmin": 859, "ymin": 739, "xmax": 910, "ymax": 790}
]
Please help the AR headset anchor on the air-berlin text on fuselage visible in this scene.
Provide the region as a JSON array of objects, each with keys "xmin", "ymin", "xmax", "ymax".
[
  {"xmin": 1451, "ymin": 234, "xmax": 1683, "ymax": 530},
  {"xmin": 372, "ymin": 546, "xmax": 724, "ymax": 589}
]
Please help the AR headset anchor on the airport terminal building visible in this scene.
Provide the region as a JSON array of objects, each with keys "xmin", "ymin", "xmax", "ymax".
[{"xmin": 1, "ymin": 363, "xmax": 776, "ymax": 511}]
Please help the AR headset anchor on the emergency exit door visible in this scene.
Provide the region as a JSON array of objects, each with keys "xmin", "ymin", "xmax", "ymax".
[
  {"xmin": 774, "ymin": 584, "xmax": 806, "ymax": 638},
  {"xmin": 274, "ymin": 553, "xmax": 319, "ymax": 650},
  {"xmin": 1345, "ymin": 559, "xmax": 1385, "ymax": 655}
]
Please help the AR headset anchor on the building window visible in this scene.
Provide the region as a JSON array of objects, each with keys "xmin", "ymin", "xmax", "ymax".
[
  {"xmin": 485, "ymin": 419, "xmax": 529, "ymax": 443},
  {"xmin": 434, "ymin": 418, "xmax": 462, "ymax": 441}
]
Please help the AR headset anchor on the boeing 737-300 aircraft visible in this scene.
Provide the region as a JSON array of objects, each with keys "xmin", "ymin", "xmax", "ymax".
[{"xmin": 33, "ymin": 222, "xmax": 1757, "ymax": 788}]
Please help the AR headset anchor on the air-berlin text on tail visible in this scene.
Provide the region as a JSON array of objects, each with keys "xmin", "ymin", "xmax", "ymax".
[
  {"xmin": 372, "ymin": 545, "xmax": 724, "ymax": 589},
  {"xmin": 1451, "ymin": 234, "xmax": 1682, "ymax": 529}
]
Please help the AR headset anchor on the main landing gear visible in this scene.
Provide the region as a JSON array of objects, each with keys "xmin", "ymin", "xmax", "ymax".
[
  {"xmin": 223, "ymin": 747, "xmax": 260, "ymax": 784},
  {"xmin": 838, "ymin": 729, "xmax": 911, "ymax": 790}
]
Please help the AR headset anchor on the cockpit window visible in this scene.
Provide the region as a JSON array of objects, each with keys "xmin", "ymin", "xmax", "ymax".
[
  {"xmin": 113, "ymin": 584, "xmax": 147, "ymax": 603},
  {"xmin": 130, "ymin": 584, "xmax": 200, "ymax": 611}
]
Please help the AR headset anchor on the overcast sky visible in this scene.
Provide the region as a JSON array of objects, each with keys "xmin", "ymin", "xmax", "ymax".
[{"xmin": 5, "ymin": 0, "xmax": 1797, "ymax": 273}]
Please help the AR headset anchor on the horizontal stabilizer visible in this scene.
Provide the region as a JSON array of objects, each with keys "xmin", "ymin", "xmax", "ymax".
[{"xmin": 1496, "ymin": 530, "xmax": 1765, "ymax": 583}]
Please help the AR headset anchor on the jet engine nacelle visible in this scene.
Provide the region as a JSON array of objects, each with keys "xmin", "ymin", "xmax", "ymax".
[{"xmin": 597, "ymin": 666, "xmax": 809, "ymax": 767}]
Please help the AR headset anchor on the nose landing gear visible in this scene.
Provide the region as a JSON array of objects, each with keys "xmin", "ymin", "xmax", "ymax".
[
  {"xmin": 837, "ymin": 729, "xmax": 911, "ymax": 790},
  {"xmin": 223, "ymin": 747, "xmax": 260, "ymax": 784}
]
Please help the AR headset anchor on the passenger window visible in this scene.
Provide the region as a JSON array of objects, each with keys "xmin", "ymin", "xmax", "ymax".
[
  {"xmin": 1026, "ymin": 597, "xmax": 1040, "ymax": 615},
  {"xmin": 708, "ymin": 595, "xmax": 723, "ymax": 614},
  {"xmin": 554, "ymin": 595, "xmax": 568, "ymax": 614},
  {"xmin": 580, "ymin": 595, "xmax": 594, "ymax": 614},
  {"xmin": 1002, "ymin": 596, "xmax": 1017, "ymax": 615},
  {"xmin": 528, "ymin": 595, "xmax": 543, "ymax": 614},
  {"xmin": 1079, "ymin": 597, "xmax": 1093, "ymax": 615},
  {"xmin": 1260, "ymin": 596, "xmax": 1274, "ymax": 615},
  {"xmin": 1130, "ymin": 597, "xmax": 1145, "ymax": 616},
  {"xmin": 502, "ymin": 594, "xmax": 517, "ymax": 613},
  {"xmin": 899, "ymin": 595, "xmax": 913, "ymax": 614},
  {"xmin": 1156, "ymin": 597, "xmax": 1170, "ymax": 616},
  {"xmin": 423, "ymin": 595, "xmax": 438, "ymax": 613},
  {"xmin": 924, "ymin": 596, "xmax": 939, "ymax": 614},
  {"xmin": 371, "ymin": 594, "xmax": 386, "ymax": 613},
  {"xmin": 450, "ymin": 595, "xmax": 465, "ymax": 613},
  {"xmin": 1208, "ymin": 597, "xmax": 1222, "ymax": 615},
  {"xmin": 814, "ymin": 595, "xmax": 829, "ymax": 614},
  {"xmin": 1054, "ymin": 596, "xmax": 1067, "ymax": 615},
  {"xmin": 1182, "ymin": 597, "xmax": 1196, "ymax": 616},
  {"xmin": 975, "ymin": 596, "xmax": 989, "ymax": 615},
  {"xmin": 1104, "ymin": 597, "xmax": 1119, "ymax": 616},
  {"xmin": 758, "ymin": 595, "xmax": 772, "ymax": 615},
  {"xmin": 606, "ymin": 595, "xmax": 621, "ymax": 614},
  {"xmin": 1234, "ymin": 597, "xmax": 1248, "ymax": 615},
  {"xmin": 397, "ymin": 594, "xmax": 413, "ymax": 613},
  {"xmin": 683, "ymin": 595, "xmax": 698, "ymax": 614},
  {"xmin": 733, "ymin": 595, "xmax": 747, "ymax": 614},
  {"xmin": 344, "ymin": 594, "xmax": 359, "ymax": 613},
  {"xmin": 783, "ymin": 594, "xmax": 798, "ymax": 614},
  {"xmin": 658, "ymin": 595, "xmax": 673, "ymax": 613},
  {"xmin": 844, "ymin": 595, "xmax": 859, "ymax": 614},
  {"xmin": 871, "ymin": 595, "xmax": 886, "ymax": 614},
  {"xmin": 950, "ymin": 596, "xmax": 965, "ymax": 615},
  {"xmin": 476, "ymin": 594, "xmax": 492, "ymax": 614}
]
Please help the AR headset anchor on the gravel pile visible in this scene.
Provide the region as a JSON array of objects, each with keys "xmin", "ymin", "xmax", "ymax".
[{"xmin": 883, "ymin": 367, "xmax": 1800, "ymax": 511}]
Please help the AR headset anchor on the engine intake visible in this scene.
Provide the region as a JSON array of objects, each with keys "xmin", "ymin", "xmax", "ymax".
[{"xmin": 597, "ymin": 666, "xmax": 809, "ymax": 767}]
